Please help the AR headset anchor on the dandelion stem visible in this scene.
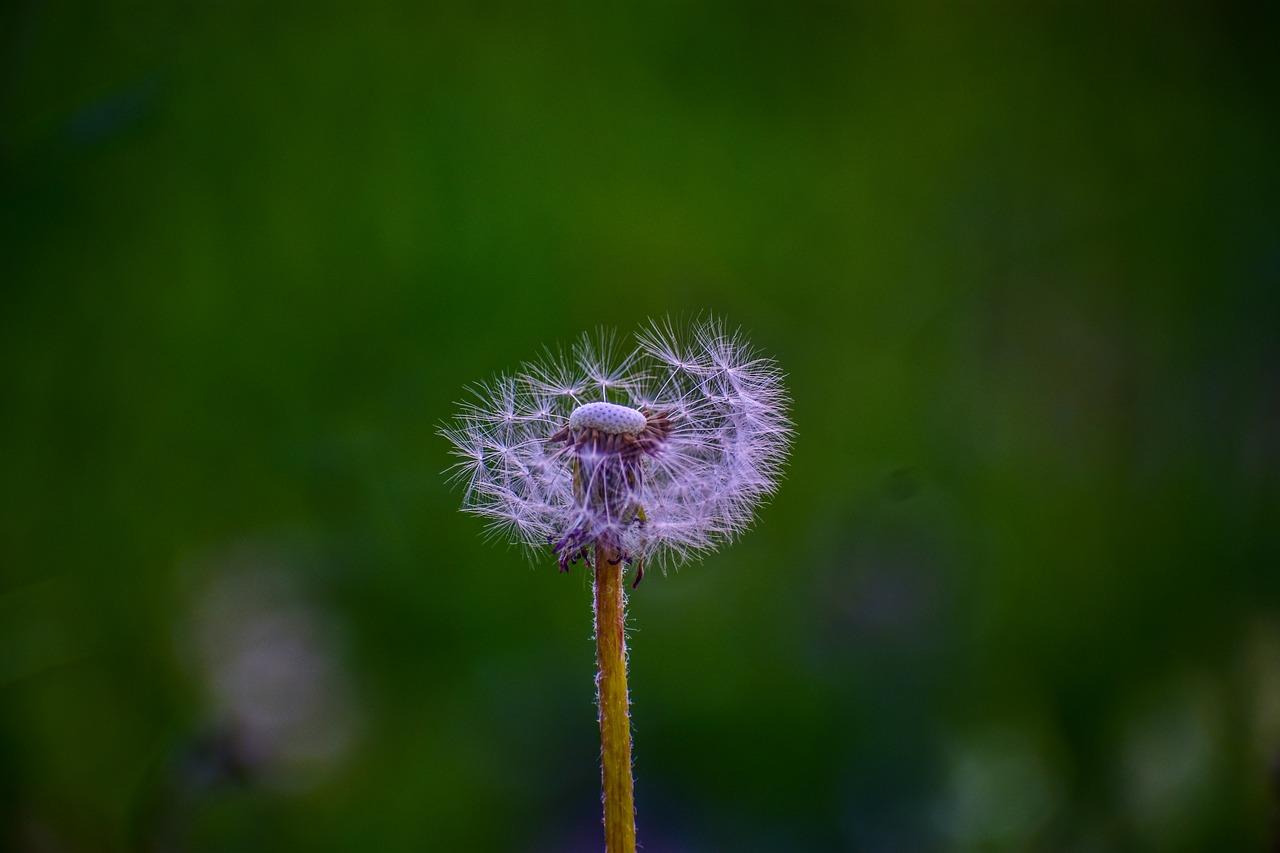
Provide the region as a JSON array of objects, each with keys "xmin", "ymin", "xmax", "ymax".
[{"xmin": 594, "ymin": 544, "xmax": 636, "ymax": 853}]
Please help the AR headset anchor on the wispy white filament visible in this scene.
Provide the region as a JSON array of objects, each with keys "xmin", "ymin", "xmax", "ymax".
[{"xmin": 441, "ymin": 317, "xmax": 792, "ymax": 569}]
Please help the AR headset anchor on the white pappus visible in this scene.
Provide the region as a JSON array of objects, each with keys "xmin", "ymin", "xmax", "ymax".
[{"xmin": 440, "ymin": 317, "xmax": 792, "ymax": 582}]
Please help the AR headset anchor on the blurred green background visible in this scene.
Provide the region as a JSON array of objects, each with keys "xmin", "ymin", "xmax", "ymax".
[{"xmin": 2, "ymin": 2, "xmax": 1278, "ymax": 850}]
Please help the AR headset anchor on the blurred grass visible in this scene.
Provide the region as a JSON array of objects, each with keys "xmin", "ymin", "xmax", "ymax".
[{"xmin": 2, "ymin": 1, "xmax": 1278, "ymax": 850}]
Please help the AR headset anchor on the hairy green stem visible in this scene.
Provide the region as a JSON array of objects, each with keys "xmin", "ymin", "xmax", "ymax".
[{"xmin": 594, "ymin": 545, "xmax": 636, "ymax": 853}]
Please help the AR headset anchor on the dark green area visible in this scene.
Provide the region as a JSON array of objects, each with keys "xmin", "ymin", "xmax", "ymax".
[{"xmin": 2, "ymin": 2, "xmax": 1277, "ymax": 850}]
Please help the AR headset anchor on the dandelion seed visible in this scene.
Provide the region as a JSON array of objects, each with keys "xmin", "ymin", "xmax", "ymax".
[{"xmin": 440, "ymin": 316, "xmax": 792, "ymax": 575}]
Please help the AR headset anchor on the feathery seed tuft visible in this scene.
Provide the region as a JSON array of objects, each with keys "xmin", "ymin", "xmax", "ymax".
[{"xmin": 440, "ymin": 317, "xmax": 792, "ymax": 572}]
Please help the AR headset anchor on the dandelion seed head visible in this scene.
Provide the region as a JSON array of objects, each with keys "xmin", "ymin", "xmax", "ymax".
[{"xmin": 440, "ymin": 317, "xmax": 792, "ymax": 572}]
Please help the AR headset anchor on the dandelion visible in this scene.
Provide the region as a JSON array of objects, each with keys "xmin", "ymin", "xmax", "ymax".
[
  {"xmin": 443, "ymin": 317, "xmax": 791, "ymax": 575},
  {"xmin": 440, "ymin": 316, "xmax": 792, "ymax": 852}
]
